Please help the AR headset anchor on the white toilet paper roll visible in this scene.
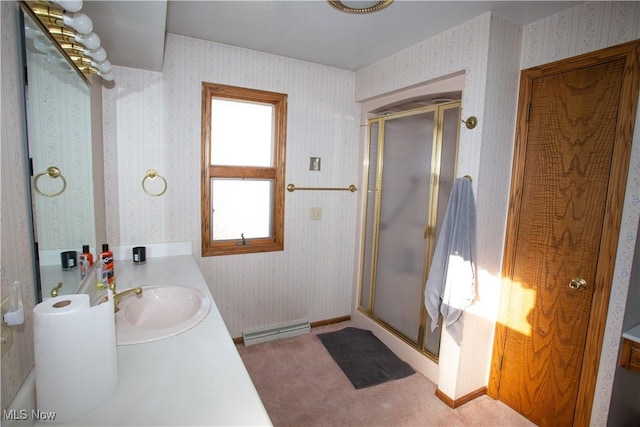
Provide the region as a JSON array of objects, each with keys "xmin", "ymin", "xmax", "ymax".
[{"xmin": 34, "ymin": 292, "xmax": 118, "ymax": 423}]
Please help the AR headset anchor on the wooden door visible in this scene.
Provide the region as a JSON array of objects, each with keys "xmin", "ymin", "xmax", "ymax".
[{"xmin": 489, "ymin": 41, "xmax": 640, "ymax": 427}]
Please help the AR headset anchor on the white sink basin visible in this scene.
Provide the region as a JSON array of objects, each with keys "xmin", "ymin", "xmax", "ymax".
[{"xmin": 115, "ymin": 285, "xmax": 211, "ymax": 345}]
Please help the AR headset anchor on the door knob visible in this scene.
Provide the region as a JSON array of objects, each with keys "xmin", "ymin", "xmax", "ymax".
[{"xmin": 569, "ymin": 278, "xmax": 587, "ymax": 290}]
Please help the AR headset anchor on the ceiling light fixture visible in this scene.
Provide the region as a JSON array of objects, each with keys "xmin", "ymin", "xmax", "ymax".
[{"xmin": 328, "ymin": 0, "xmax": 393, "ymax": 14}]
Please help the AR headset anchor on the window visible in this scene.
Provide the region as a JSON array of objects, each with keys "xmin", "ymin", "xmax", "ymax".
[{"xmin": 201, "ymin": 83, "xmax": 287, "ymax": 256}]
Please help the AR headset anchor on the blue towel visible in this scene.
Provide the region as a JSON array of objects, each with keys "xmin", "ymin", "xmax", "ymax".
[{"xmin": 424, "ymin": 177, "xmax": 476, "ymax": 345}]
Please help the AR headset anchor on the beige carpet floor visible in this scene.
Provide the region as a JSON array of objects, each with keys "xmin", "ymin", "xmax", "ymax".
[{"xmin": 237, "ymin": 321, "xmax": 536, "ymax": 427}]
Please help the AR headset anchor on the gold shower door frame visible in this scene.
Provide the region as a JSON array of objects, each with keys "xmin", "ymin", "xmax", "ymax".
[{"xmin": 358, "ymin": 101, "xmax": 461, "ymax": 361}]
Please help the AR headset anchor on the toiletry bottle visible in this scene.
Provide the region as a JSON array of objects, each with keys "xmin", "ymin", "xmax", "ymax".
[
  {"xmin": 95, "ymin": 257, "xmax": 106, "ymax": 290},
  {"xmin": 79, "ymin": 254, "xmax": 88, "ymax": 280},
  {"xmin": 100, "ymin": 243, "xmax": 115, "ymax": 285},
  {"xmin": 81, "ymin": 245, "xmax": 94, "ymax": 266}
]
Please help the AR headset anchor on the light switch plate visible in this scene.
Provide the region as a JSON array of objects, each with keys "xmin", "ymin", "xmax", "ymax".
[
  {"xmin": 310, "ymin": 157, "xmax": 321, "ymax": 171},
  {"xmin": 310, "ymin": 207, "xmax": 322, "ymax": 220}
]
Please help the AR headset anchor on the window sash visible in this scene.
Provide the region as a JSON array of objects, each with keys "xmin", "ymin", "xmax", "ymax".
[
  {"xmin": 210, "ymin": 98, "xmax": 274, "ymax": 167},
  {"xmin": 211, "ymin": 178, "xmax": 274, "ymax": 241}
]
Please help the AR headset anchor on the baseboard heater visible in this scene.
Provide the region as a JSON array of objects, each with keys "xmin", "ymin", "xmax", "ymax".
[{"xmin": 242, "ymin": 320, "xmax": 311, "ymax": 346}]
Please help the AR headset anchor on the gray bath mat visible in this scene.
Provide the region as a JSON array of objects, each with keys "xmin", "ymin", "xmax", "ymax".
[{"xmin": 317, "ymin": 327, "xmax": 415, "ymax": 389}]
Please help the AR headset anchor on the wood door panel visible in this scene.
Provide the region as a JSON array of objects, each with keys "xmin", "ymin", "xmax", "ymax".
[
  {"xmin": 488, "ymin": 40, "xmax": 640, "ymax": 427},
  {"xmin": 497, "ymin": 59, "xmax": 625, "ymax": 427}
]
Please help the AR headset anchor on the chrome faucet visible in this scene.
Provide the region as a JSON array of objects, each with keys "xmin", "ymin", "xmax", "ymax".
[{"xmin": 105, "ymin": 281, "xmax": 143, "ymax": 312}]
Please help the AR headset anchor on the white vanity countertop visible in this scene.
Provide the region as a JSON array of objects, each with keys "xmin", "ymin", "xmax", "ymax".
[
  {"xmin": 622, "ymin": 322, "xmax": 640, "ymax": 344},
  {"xmin": 38, "ymin": 255, "xmax": 272, "ymax": 426}
]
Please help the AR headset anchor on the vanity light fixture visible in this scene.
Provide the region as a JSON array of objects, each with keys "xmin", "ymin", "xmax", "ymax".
[
  {"xmin": 327, "ymin": 0, "xmax": 394, "ymax": 14},
  {"xmin": 51, "ymin": 0, "xmax": 82, "ymax": 12},
  {"xmin": 75, "ymin": 60, "xmax": 115, "ymax": 81},
  {"xmin": 47, "ymin": 27, "xmax": 101, "ymax": 49},
  {"xmin": 61, "ymin": 43, "xmax": 107, "ymax": 62},
  {"xmin": 31, "ymin": 4, "xmax": 93, "ymax": 34},
  {"xmin": 71, "ymin": 56, "xmax": 112, "ymax": 73},
  {"xmin": 21, "ymin": 0, "xmax": 114, "ymax": 82}
]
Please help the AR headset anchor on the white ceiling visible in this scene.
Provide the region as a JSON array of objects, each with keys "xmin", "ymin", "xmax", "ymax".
[{"xmin": 83, "ymin": 1, "xmax": 585, "ymax": 73}]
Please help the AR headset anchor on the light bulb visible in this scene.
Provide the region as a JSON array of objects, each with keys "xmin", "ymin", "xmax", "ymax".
[
  {"xmin": 98, "ymin": 70, "xmax": 115, "ymax": 81},
  {"xmin": 93, "ymin": 59, "xmax": 111, "ymax": 73},
  {"xmin": 24, "ymin": 21, "xmax": 41, "ymax": 40},
  {"xmin": 33, "ymin": 37, "xmax": 54, "ymax": 54},
  {"xmin": 53, "ymin": 0, "xmax": 83, "ymax": 13},
  {"xmin": 88, "ymin": 47, "xmax": 107, "ymax": 62},
  {"xmin": 62, "ymin": 12, "xmax": 93, "ymax": 34},
  {"xmin": 45, "ymin": 54, "xmax": 66, "ymax": 65},
  {"xmin": 75, "ymin": 31, "xmax": 100, "ymax": 50}
]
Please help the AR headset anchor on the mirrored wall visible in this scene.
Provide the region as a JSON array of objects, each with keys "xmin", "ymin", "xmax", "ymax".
[{"xmin": 21, "ymin": 8, "xmax": 95, "ymax": 301}]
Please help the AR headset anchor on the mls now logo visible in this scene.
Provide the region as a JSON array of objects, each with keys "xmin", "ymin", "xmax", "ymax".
[
  {"xmin": 3, "ymin": 409, "xmax": 28, "ymax": 420},
  {"xmin": 31, "ymin": 410, "xmax": 57, "ymax": 421},
  {"xmin": 3, "ymin": 409, "xmax": 56, "ymax": 421}
]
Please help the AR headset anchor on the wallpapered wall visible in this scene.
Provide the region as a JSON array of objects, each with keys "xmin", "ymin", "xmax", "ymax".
[
  {"xmin": 1, "ymin": 2, "xmax": 37, "ymax": 410},
  {"xmin": 101, "ymin": 34, "xmax": 360, "ymax": 337},
  {"xmin": 521, "ymin": 1, "xmax": 640, "ymax": 69}
]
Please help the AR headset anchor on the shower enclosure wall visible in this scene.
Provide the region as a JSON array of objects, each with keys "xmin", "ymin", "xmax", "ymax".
[{"xmin": 358, "ymin": 101, "xmax": 461, "ymax": 359}]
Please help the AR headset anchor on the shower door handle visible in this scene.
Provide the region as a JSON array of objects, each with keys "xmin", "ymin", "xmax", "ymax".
[{"xmin": 423, "ymin": 225, "xmax": 432, "ymax": 239}]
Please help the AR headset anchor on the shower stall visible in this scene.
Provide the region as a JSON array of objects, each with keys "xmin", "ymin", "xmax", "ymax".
[{"xmin": 358, "ymin": 101, "xmax": 461, "ymax": 359}]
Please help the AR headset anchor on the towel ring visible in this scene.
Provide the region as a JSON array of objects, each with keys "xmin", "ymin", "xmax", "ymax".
[
  {"xmin": 142, "ymin": 169, "xmax": 167, "ymax": 197},
  {"xmin": 34, "ymin": 166, "xmax": 67, "ymax": 197}
]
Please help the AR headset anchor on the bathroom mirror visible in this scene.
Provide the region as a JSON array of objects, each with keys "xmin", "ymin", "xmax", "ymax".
[{"xmin": 21, "ymin": 7, "xmax": 96, "ymax": 301}]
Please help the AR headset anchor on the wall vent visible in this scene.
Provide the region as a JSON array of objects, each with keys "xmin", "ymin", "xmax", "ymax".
[{"xmin": 242, "ymin": 320, "xmax": 310, "ymax": 346}]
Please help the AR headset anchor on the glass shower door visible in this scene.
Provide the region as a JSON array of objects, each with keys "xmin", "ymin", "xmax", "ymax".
[
  {"xmin": 372, "ymin": 111, "xmax": 435, "ymax": 342},
  {"xmin": 359, "ymin": 101, "xmax": 460, "ymax": 359}
]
